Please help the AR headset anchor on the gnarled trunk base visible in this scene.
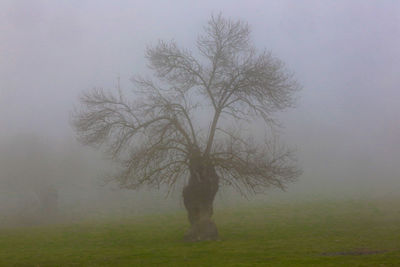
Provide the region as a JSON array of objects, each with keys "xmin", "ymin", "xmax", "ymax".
[
  {"xmin": 184, "ymin": 218, "xmax": 218, "ymax": 242},
  {"xmin": 183, "ymin": 163, "xmax": 219, "ymax": 242}
]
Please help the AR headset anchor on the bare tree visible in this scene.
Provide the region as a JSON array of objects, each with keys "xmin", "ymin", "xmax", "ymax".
[{"xmin": 72, "ymin": 14, "xmax": 301, "ymax": 241}]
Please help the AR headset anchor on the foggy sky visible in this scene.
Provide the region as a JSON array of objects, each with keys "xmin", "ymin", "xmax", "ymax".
[{"xmin": 1, "ymin": 0, "xmax": 399, "ymax": 196}]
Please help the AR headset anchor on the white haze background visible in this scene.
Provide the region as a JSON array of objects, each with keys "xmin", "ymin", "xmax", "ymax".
[{"xmin": 0, "ymin": 0, "xmax": 399, "ymax": 224}]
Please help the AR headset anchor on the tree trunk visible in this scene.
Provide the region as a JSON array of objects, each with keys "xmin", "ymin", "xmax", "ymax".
[{"xmin": 182, "ymin": 159, "xmax": 219, "ymax": 242}]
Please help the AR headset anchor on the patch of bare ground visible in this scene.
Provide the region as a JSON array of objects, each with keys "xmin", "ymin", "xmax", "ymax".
[{"xmin": 321, "ymin": 249, "xmax": 389, "ymax": 256}]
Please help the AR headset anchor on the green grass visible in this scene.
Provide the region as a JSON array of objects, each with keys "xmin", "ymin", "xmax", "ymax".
[{"xmin": 0, "ymin": 198, "xmax": 399, "ymax": 266}]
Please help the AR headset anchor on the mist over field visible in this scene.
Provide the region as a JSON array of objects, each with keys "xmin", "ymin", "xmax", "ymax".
[{"xmin": 1, "ymin": 0, "xmax": 399, "ymax": 227}]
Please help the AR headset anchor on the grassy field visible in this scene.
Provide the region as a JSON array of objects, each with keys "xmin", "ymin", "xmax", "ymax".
[{"xmin": 0, "ymin": 198, "xmax": 399, "ymax": 266}]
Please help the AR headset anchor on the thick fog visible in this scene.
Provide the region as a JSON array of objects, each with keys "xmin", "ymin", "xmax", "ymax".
[{"xmin": 1, "ymin": 0, "xmax": 399, "ymax": 225}]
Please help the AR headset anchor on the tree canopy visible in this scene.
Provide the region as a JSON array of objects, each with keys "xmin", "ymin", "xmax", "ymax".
[{"xmin": 73, "ymin": 14, "xmax": 301, "ymax": 196}]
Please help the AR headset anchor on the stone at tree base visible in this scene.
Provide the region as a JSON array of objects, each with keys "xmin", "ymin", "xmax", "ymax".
[{"xmin": 184, "ymin": 219, "xmax": 219, "ymax": 242}]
